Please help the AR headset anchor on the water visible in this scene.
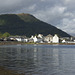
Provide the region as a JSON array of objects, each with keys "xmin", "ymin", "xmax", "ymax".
[{"xmin": 0, "ymin": 44, "xmax": 75, "ymax": 75}]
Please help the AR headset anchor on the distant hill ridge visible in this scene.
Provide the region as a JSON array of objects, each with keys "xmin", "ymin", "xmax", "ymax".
[
  {"xmin": 17, "ymin": 13, "xmax": 39, "ymax": 22},
  {"xmin": 0, "ymin": 13, "xmax": 71, "ymax": 37}
]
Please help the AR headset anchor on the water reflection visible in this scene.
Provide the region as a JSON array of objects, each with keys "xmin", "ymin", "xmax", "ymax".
[{"xmin": 0, "ymin": 45, "xmax": 75, "ymax": 75}]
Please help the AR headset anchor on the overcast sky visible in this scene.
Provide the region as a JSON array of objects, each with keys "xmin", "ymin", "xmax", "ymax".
[{"xmin": 0, "ymin": 0, "xmax": 75, "ymax": 36}]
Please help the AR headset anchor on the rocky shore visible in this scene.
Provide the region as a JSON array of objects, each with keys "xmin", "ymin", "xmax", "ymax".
[
  {"xmin": 0, "ymin": 41, "xmax": 75, "ymax": 45},
  {"xmin": 0, "ymin": 66, "xmax": 24, "ymax": 75}
]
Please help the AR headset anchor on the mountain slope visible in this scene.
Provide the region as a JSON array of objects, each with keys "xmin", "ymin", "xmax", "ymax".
[{"xmin": 0, "ymin": 13, "xmax": 71, "ymax": 37}]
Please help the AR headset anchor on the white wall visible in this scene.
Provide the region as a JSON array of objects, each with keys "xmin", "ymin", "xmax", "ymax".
[
  {"xmin": 53, "ymin": 34, "xmax": 59, "ymax": 43},
  {"xmin": 16, "ymin": 38, "xmax": 21, "ymax": 42},
  {"xmin": 33, "ymin": 36, "xmax": 37, "ymax": 42}
]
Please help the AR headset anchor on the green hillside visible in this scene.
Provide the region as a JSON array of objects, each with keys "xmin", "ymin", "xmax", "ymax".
[{"xmin": 0, "ymin": 13, "xmax": 71, "ymax": 37}]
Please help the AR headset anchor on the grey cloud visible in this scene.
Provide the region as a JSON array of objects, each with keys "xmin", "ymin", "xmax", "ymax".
[
  {"xmin": 57, "ymin": 18, "xmax": 75, "ymax": 35},
  {"xmin": 0, "ymin": 0, "xmax": 38, "ymax": 14},
  {"xmin": 34, "ymin": 5, "xmax": 66, "ymax": 25}
]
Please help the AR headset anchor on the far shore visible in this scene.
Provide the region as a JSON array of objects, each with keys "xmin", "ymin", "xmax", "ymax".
[{"xmin": 0, "ymin": 41, "xmax": 75, "ymax": 45}]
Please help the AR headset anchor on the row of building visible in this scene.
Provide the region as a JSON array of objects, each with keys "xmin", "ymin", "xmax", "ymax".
[{"xmin": 0, "ymin": 34, "xmax": 75, "ymax": 43}]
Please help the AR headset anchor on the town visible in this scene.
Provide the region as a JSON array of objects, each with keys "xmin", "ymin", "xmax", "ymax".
[{"xmin": 0, "ymin": 34, "xmax": 75, "ymax": 44}]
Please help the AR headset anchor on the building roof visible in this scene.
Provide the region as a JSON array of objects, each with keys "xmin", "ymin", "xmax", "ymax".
[{"xmin": 46, "ymin": 34, "xmax": 53, "ymax": 37}]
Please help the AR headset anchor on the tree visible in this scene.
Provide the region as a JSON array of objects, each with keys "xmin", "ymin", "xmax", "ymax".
[
  {"xmin": 2, "ymin": 32, "xmax": 10, "ymax": 37},
  {"xmin": 0, "ymin": 32, "xmax": 2, "ymax": 38}
]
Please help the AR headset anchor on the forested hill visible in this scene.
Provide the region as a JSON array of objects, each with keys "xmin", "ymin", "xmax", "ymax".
[{"xmin": 0, "ymin": 13, "xmax": 71, "ymax": 37}]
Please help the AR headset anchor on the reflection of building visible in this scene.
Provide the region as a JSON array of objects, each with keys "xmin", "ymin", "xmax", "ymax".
[{"xmin": 52, "ymin": 48, "xmax": 59, "ymax": 67}]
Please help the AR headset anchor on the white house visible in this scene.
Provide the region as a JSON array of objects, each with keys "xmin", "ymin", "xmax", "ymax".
[
  {"xmin": 37, "ymin": 34, "xmax": 43, "ymax": 38},
  {"xmin": 53, "ymin": 34, "xmax": 59, "ymax": 43},
  {"xmin": 44, "ymin": 34, "xmax": 53, "ymax": 43},
  {"xmin": 16, "ymin": 37, "xmax": 21, "ymax": 42},
  {"xmin": 30, "ymin": 35, "xmax": 34, "ymax": 39},
  {"xmin": 62, "ymin": 39, "xmax": 66, "ymax": 43},
  {"xmin": 29, "ymin": 35, "xmax": 43, "ymax": 43},
  {"xmin": 33, "ymin": 36, "xmax": 38, "ymax": 42},
  {"xmin": 10, "ymin": 36, "xmax": 28, "ymax": 42},
  {"xmin": 29, "ymin": 35, "xmax": 37, "ymax": 42},
  {"xmin": 61, "ymin": 37, "xmax": 75, "ymax": 43}
]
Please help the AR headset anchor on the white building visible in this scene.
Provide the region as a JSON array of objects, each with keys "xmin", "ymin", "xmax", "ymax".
[
  {"xmin": 53, "ymin": 34, "xmax": 59, "ymax": 43},
  {"xmin": 33, "ymin": 36, "xmax": 38, "ymax": 42},
  {"xmin": 30, "ymin": 35, "xmax": 43, "ymax": 43},
  {"xmin": 62, "ymin": 39, "xmax": 66, "ymax": 43},
  {"xmin": 9, "ymin": 36, "xmax": 28, "ymax": 42},
  {"xmin": 16, "ymin": 37, "xmax": 21, "ymax": 42},
  {"xmin": 30, "ymin": 35, "xmax": 34, "ymax": 39},
  {"xmin": 37, "ymin": 34, "xmax": 43, "ymax": 38},
  {"xmin": 44, "ymin": 34, "xmax": 53, "ymax": 43}
]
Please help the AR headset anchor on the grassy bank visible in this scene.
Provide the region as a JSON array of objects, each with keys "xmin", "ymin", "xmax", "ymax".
[
  {"xmin": 0, "ymin": 66, "xmax": 24, "ymax": 75},
  {"xmin": 0, "ymin": 41, "xmax": 37, "ymax": 45},
  {"xmin": 0, "ymin": 41, "xmax": 75, "ymax": 45}
]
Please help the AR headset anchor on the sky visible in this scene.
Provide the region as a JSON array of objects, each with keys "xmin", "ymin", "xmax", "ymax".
[{"xmin": 0, "ymin": 0, "xmax": 75, "ymax": 36}]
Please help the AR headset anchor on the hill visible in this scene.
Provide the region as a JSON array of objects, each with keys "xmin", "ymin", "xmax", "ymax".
[{"xmin": 0, "ymin": 13, "xmax": 71, "ymax": 37}]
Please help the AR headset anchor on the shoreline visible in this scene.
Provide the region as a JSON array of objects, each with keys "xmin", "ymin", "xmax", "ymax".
[
  {"xmin": 0, "ymin": 41, "xmax": 75, "ymax": 45},
  {"xmin": 0, "ymin": 66, "xmax": 24, "ymax": 75}
]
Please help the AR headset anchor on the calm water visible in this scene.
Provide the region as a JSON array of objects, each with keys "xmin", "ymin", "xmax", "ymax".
[{"xmin": 0, "ymin": 44, "xmax": 75, "ymax": 75}]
